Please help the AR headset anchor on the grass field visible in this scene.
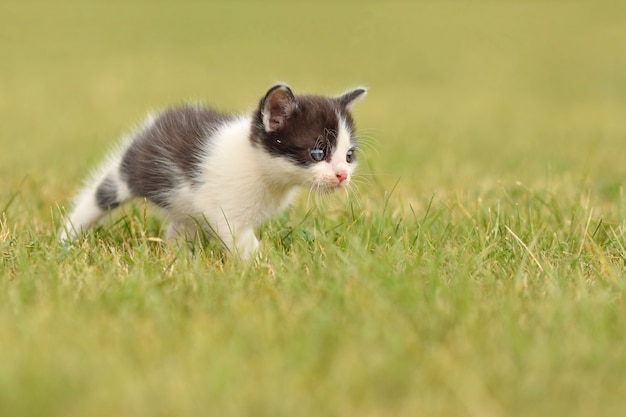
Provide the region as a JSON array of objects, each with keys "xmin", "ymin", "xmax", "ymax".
[{"xmin": 2, "ymin": 1, "xmax": 626, "ymax": 416}]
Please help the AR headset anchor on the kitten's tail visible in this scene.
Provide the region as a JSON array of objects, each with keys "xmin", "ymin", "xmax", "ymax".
[{"xmin": 58, "ymin": 153, "xmax": 131, "ymax": 241}]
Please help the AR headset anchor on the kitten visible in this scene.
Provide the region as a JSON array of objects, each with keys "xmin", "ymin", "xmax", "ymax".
[{"xmin": 59, "ymin": 84, "xmax": 366, "ymax": 259}]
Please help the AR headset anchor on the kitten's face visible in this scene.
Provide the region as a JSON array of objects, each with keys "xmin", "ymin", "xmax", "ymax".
[{"xmin": 251, "ymin": 85, "xmax": 366, "ymax": 193}]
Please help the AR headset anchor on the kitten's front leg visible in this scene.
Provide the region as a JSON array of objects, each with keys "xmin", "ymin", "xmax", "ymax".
[
  {"xmin": 231, "ymin": 227, "xmax": 259, "ymax": 260},
  {"xmin": 210, "ymin": 217, "xmax": 259, "ymax": 260},
  {"xmin": 166, "ymin": 217, "xmax": 258, "ymax": 259}
]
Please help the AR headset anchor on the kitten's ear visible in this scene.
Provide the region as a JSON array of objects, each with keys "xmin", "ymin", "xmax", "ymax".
[
  {"xmin": 261, "ymin": 84, "xmax": 297, "ymax": 132},
  {"xmin": 337, "ymin": 87, "xmax": 367, "ymax": 110}
]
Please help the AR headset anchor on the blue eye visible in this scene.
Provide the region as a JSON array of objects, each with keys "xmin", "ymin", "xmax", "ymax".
[
  {"xmin": 346, "ymin": 149, "xmax": 355, "ymax": 163},
  {"xmin": 310, "ymin": 149, "xmax": 325, "ymax": 161}
]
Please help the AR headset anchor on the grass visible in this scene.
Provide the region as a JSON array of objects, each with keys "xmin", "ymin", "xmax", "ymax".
[{"xmin": 2, "ymin": 1, "xmax": 626, "ymax": 416}]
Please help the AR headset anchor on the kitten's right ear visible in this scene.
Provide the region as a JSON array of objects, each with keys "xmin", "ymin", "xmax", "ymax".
[{"xmin": 261, "ymin": 84, "xmax": 297, "ymax": 132}]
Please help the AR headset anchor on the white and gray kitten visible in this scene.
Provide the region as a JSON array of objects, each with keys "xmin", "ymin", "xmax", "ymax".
[{"xmin": 59, "ymin": 84, "xmax": 367, "ymax": 258}]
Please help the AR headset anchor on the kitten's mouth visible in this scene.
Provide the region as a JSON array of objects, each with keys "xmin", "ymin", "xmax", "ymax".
[{"xmin": 316, "ymin": 180, "xmax": 348, "ymax": 194}]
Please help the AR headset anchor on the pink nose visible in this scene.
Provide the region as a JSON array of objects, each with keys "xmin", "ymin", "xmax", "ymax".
[{"xmin": 336, "ymin": 172, "xmax": 347, "ymax": 183}]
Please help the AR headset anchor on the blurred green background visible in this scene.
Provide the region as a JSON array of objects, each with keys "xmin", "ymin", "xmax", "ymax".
[
  {"xmin": 2, "ymin": 1, "xmax": 626, "ymax": 416},
  {"xmin": 2, "ymin": 1, "xmax": 626, "ymax": 209}
]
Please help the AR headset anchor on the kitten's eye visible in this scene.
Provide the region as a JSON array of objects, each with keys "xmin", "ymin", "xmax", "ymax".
[
  {"xmin": 310, "ymin": 149, "xmax": 325, "ymax": 161},
  {"xmin": 346, "ymin": 149, "xmax": 355, "ymax": 163}
]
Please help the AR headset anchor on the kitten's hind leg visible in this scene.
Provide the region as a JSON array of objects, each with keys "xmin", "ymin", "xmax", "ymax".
[
  {"xmin": 59, "ymin": 170, "xmax": 131, "ymax": 241},
  {"xmin": 164, "ymin": 219, "xmax": 201, "ymax": 241}
]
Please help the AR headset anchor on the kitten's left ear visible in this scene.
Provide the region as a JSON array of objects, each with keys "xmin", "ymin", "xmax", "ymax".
[
  {"xmin": 261, "ymin": 84, "xmax": 298, "ymax": 132},
  {"xmin": 337, "ymin": 87, "xmax": 367, "ymax": 110}
]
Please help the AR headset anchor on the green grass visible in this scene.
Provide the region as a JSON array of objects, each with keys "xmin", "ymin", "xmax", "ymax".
[{"xmin": 2, "ymin": 1, "xmax": 626, "ymax": 416}]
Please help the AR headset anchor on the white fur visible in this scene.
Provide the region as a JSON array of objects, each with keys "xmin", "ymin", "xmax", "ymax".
[
  {"xmin": 59, "ymin": 114, "xmax": 356, "ymax": 259},
  {"xmin": 58, "ymin": 117, "xmax": 154, "ymax": 241}
]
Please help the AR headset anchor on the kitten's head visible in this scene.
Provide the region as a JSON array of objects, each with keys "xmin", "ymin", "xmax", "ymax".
[{"xmin": 251, "ymin": 84, "xmax": 366, "ymax": 193}]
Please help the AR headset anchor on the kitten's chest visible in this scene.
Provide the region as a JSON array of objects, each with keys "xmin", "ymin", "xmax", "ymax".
[
  {"xmin": 191, "ymin": 171, "xmax": 297, "ymax": 226},
  {"xmin": 191, "ymin": 121, "xmax": 299, "ymax": 220}
]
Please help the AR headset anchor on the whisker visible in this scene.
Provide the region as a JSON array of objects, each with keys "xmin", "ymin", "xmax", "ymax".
[
  {"xmin": 357, "ymin": 127, "xmax": 384, "ymax": 133},
  {"xmin": 355, "ymin": 141, "xmax": 378, "ymax": 154},
  {"xmin": 345, "ymin": 185, "xmax": 363, "ymax": 210},
  {"xmin": 314, "ymin": 185, "xmax": 324, "ymax": 209},
  {"xmin": 342, "ymin": 187, "xmax": 352, "ymax": 207},
  {"xmin": 306, "ymin": 182, "xmax": 317, "ymax": 208},
  {"xmin": 353, "ymin": 171, "xmax": 376, "ymax": 184}
]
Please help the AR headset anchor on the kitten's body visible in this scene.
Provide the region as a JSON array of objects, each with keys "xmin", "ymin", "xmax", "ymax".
[{"xmin": 59, "ymin": 84, "xmax": 366, "ymax": 258}]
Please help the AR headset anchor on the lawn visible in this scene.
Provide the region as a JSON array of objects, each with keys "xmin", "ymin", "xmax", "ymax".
[{"xmin": 2, "ymin": 1, "xmax": 626, "ymax": 416}]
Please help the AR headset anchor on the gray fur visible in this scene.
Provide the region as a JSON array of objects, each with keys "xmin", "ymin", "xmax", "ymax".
[
  {"xmin": 95, "ymin": 175, "xmax": 120, "ymax": 210},
  {"xmin": 120, "ymin": 105, "xmax": 234, "ymax": 208}
]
